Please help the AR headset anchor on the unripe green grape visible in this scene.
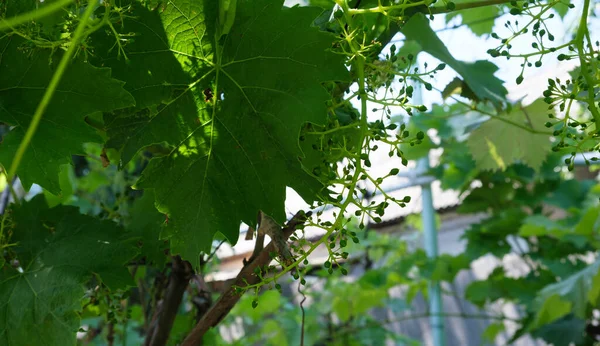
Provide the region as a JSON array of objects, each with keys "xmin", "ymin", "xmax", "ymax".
[
  {"xmin": 487, "ymin": 49, "xmax": 500, "ymax": 57},
  {"xmin": 516, "ymin": 75, "xmax": 524, "ymax": 84}
]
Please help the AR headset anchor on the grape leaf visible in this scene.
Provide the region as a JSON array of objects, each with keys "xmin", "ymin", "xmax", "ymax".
[
  {"xmin": 534, "ymin": 259, "xmax": 600, "ymax": 319},
  {"xmin": 482, "ymin": 322, "xmax": 505, "ymax": 343},
  {"xmin": 461, "ymin": 209, "xmax": 525, "ymax": 259},
  {"xmin": 441, "ymin": 77, "xmax": 479, "ymax": 102},
  {"xmin": 467, "ymin": 99, "xmax": 552, "ymax": 171},
  {"xmin": 520, "ymin": 206, "xmax": 600, "ymax": 249},
  {"xmin": 531, "ymin": 314, "xmax": 586, "ymax": 346},
  {"xmin": 465, "ymin": 267, "xmax": 541, "ymax": 307},
  {"xmin": 553, "ymin": 0, "xmax": 571, "ymax": 18},
  {"xmin": 128, "ymin": 190, "xmax": 169, "ymax": 268},
  {"xmin": 545, "ymin": 179, "xmax": 596, "ymax": 210},
  {"xmin": 590, "ymin": 267, "xmax": 600, "ymax": 306},
  {"xmin": 0, "ymin": 0, "xmax": 37, "ymax": 18},
  {"xmin": 0, "ymin": 196, "xmax": 138, "ymax": 346},
  {"xmin": 43, "ymin": 164, "xmax": 76, "ymax": 207},
  {"xmin": 402, "ymin": 14, "xmax": 507, "ymax": 108},
  {"xmin": 0, "ymin": 36, "xmax": 135, "ymax": 194},
  {"xmin": 95, "ymin": 0, "xmax": 347, "ymax": 263},
  {"xmin": 446, "ymin": 5, "xmax": 500, "ymax": 37},
  {"xmin": 531, "ymin": 294, "xmax": 572, "ymax": 329}
]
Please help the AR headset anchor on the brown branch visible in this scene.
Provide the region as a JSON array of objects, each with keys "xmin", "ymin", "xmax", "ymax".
[
  {"xmin": 190, "ymin": 274, "xmax": 213, "ymax": 323},
  {"xmin": 243, "ymin": 232, "xmax": 264, "ymax": 266},
  {"xmin": 106, "ymin": 323, "xmax": 114, "ymax": 346},
  {"xmin": 181, "ymin": 211, "xmax": 310, "ymax": 346},
  {"xmin": 145, "ymin": 256, "xmax": 193, "ymax": 346}
]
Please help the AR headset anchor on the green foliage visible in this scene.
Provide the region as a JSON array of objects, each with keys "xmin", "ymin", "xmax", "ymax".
[
  {"xmin": 467, "ymin": 100, "xmax": 552, "ymax": 171},
  {"xmin": 531, "ymin": 314, "xmax": 588, "ymax": 346},
  {"xmin": 446, "ymin": 4, "xmax": 500, "ymax": 36},
  {"xmin": 0, "ymin": 0, "xmax": 599, "ymax": 344},
  {"xmin": 402, "ymin": 14, "xmax": 508, "ymax": 108},
  {"xmin": 534, "ymin": 259, "xmax": 600, "ymax": 320},
  {"xmin": 128, "ymin": 190, "xmax": 168, "ymax": 267},
  {"xmin": 0, "ymin": 37, "xmax": 134, "ymax": 193},
  {"xmin": 482, "ymin": 322, "xmax": 505, "ymax": 343},
  {"xmin": 216, "ymin": 229, "xmax": 421, "ymax": 346},
  {"xmin": 92, "ymin": 0, "xmax": 347, "ymax": 263},
  {"xmin": 0, "ymin": 196, "xmax": 137, "ymax": 345}
]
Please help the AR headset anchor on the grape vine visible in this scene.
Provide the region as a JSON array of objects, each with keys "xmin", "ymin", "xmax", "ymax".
[{"xmin": 1, "ymin": 0, "xmax": 599, "ymax": 345}]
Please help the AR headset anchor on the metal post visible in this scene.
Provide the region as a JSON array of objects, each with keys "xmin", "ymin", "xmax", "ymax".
[
  {"xmin": 412, "ymin": 71, "xmax": 444, "ymax": 346},
  {"xmin": 417, "ymin": 156, "xmax": 445, "ymax": 346}
]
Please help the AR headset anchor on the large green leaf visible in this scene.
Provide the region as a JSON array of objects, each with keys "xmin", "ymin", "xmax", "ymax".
[
  {"xmin": 465, "ymin": 267, "xmax": 544, "ymax": 307},
  {"xmin": 395, "ymin": 250, "xmax": 469, "ymax": 282},
  {"xmin": 446, "ymin": 5, "xmax": 500, "ymax": 37},
  {"xmin": 95, "ymin": 0, "xmax": 347, "ymax": 263},
  {"xmin": 0, "ymin": 37, "xmax": 135, "ymax": 194},
  {"xmin": 402, "ymin": 14, "xmax": 507, "ymax": 108},
  {"xmin": 544, "ymin": 179, "xmax": 596, "ymax": 210},
  {"xmin": 467, "ymin": 99, "xmax": 552, "ymax": 171},
  {"xmin": 128, "ymin": 190, "xmax": 169, "ymax": 268},
  {"xmin": 534, "ymin": 259, "xmax": 600, "ymax": 320},
  {"xmin": 0, "ymin": 196, "xmax": 138, "ymax": 346},
  {"xmin": 531, "ymin": 294, "xmax": 572, "ymax": 328},
  {"xmin": 520, "ymin": 206, "xmax": 600, "ymax": 249},
  {"xmin": 331, "ymin": 284, "xmax": 387, "ymax": 322},
  {"xmin": 461, "ymin": 210, "xmax": 523, "ymax": 259},
  {"xmin": 531, "ymin": 314, "xmax": 587, "ymax": 346}
]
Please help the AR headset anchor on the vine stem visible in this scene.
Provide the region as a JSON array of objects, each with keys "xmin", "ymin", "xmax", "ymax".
[
  {"xmin": 0, "ymin": 0, "xmax": 74, "ymax": 31},
  {"xmin": 348, "ymin": 1, "xmax": 428, "ymax": 14},
  {"xmin": 347, "ymin": 0, "xmax": 514, "ymax": 15},
  {"xmin": 298, "ymin": 281, "xmax": 307, "ymax": 346},
  {"xmin": 180, "ymin": 211, "xmax": 309, "ymax": 345},
  {"xmin": 506, "ymin": 42, "xmax": 572, "ymax": 59},
  {"xmin": 429, "ymin": 0, "xmax": 514, "ymax": 14},
  {"xmin": 442, "ymin": 91, "xmax": 553, "ymax": 135},
  {"xmin": 6, "ymin": 0, "xmax": 98, "ymax": 183},
  {"xmin": 575, "ymin": 0, "xmax": 600, "ymax": 131}
]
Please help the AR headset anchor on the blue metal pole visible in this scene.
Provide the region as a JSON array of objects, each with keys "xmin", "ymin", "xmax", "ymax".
[
  {"xmin": 417, "ymin": 156, "xmax": 445, "ymax": 346},
  {"xmin": 412, "ymin": 73, "xmax": 444, "ymax": 346}
]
